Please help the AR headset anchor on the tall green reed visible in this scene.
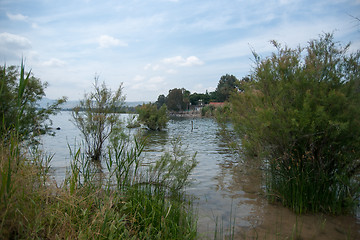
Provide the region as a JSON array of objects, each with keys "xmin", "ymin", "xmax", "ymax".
[
  {"xmin": 64, "ymin": 134, "xmax": 198, "ymax": 239},
  {"xmin": 1, "ymin": 132, "xmax": 198, "ymax": 239},
  {"xmin": 0, "ymin": 59, "xmax": 30, "ymax": 207},
  {"xmin": 16, "ymin": 59, "xmax": 31, "ymax": 135},
  {"xmin": 266, "ymin": 151, "xmax": 359, "ymax": 214}
]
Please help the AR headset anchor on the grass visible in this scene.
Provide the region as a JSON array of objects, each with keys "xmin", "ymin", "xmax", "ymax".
[
  {"xmin": 0, "ymin": 61, "xmax": 197, "ymax": 239},
  {"xmin": 0, "ymin": 132, "xmax": 198, "ymax": 239},
  {"xmin": 213, "ymin": 200, "xmax": 236, "ymax": 240},
  {"xmin": 265, "ymin": 153, "xmax": 360, "ymax": 215}
]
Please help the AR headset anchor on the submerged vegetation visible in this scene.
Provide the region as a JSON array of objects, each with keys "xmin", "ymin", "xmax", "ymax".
[
  {"xmin": 0, "ymin": 133, "xmax": 198, "ymax": 239},
  {"xmin": 137, "ymin": 103, "xmax": 169, "ymax": 131},
  {"xmin": 71, "ymin": 75, "xmax": 126, "ymax": 161},
  {"xmin": 0, "ymin": 63, "xmax": 198, "ymax": 239}
]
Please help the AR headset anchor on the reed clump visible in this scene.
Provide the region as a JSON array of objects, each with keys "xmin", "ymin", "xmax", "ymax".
[{"xmin": 0, "ymin": 133, "xmax": 198, "ymax": 239}]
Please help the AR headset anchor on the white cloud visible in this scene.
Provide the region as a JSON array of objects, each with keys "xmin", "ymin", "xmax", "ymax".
[
  {"xmin": 133, "ymin": 75, "xmax": 145, "ymax": 82},
  {"xmin": 144, "ymin": 64, "xmax": 151, "ymax": 70},
  {"xmin": 203, "ymin": 14, "xmax": 354, "ymax": 62},
  {"xmin": 163, "ymin": 56, "xmax": 183, "ymax": 65},
  {"xmin": 152, "ymin": 64, "xmax": 160, "ymax": 71},
  {"xmin": 0, "ymin": 32, "xmax": 31, "ymax": 49},
  {"xmin": 129, "ymin": 75, "xmax": 166, "ymax": 92},
  {"xmin": 182, "ymin": 56, "xmax": 204, "ymax": 66},
  {"xmin": 144, "ymin": 63, "xmax": 161, "ymax": 71},
  {"xmin": 0, "ymin": 32, "xmax": 32, "ymax": 60},
  {"xmin": 98, "ymin": 35, "xmax": 127, "ymax": 48},
  {"xmin": 6, "ymin": 13, "xmax": 28, "ymax": 21},
  {"xmin": 163, "ymin": 55, "xmax": 204, "ymax": 66},
  {"xmin": 43, "ymin": 58, "xmax": 66, "ymax": 67},
  {"xmin": 31, "ymin": 23, "xmax": 39, "ymax": 29},
  {"xmin": 149, "ymin": 76, "xmax": 164, "ymax": 83},
  {"xmin": 166, "ymin": 69, "xmax": 177, "ymax": 74}
]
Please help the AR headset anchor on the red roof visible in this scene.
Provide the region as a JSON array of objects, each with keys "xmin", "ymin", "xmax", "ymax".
[{"xmin": 209, "ymin": 102, "xmax": 225, "ymax": 107}]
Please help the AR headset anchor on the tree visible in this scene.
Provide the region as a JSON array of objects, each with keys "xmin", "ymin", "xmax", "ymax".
[
  {"xmin": 237, "ymin": 76, "xmax": 250, "ymax": 92},
  {"xmin": 182, "ymin": 89, "xmax": 190, "ymax": 111},
  {"xmin": 166, "ymin": 88, "xmax": 183, "ymax": 111},
  {"xmin": 156, "ymin": 94, "xmax": 166, "ymax": 109},
  {"xmin": 72, "ymin": 75, "xmax": 125, "ymax": 161},
  {"xmin": 0, "ymin": 61, "xmax": 66, "ymax": 143},
  {"xmin": 189, "ymin": 92, "xmax": 211, "ymax": 106},
  {"xmin": 165, "ymin": 88, "xmax": 189, "ymax": 111},
  {"xmin": 189, "ymin": 93, "xmax": 201, "ymax": 106},
  {"xmin": 137, "ymin": 103, "xmax": 168, "ymax": 131},
  {"xmin": 229, "ymin": 33, "xmax": 360, "ymax": 214},
  {"xmin": 215, "ymin": 74, "xmax": 239, "ymax": 102}
]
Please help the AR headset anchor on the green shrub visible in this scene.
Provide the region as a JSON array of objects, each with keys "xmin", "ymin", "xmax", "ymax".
[
  {"xmin": 71, "ymin": 75, "xmax": 125, "ymax": 161},
  {"xmin": 201, "ymin": 105, "xmax": 215, "ymax": 116},
  {"xmin": 229, "ymin": 33, "xmax": 360, "ymax": 214},
  {"xmin": 0, "ymin": 61, "xmax": 66, "ymax": 143},
  {"xmin": 137, "ymin": 103, "xmax": 168, "ymax": 131}
]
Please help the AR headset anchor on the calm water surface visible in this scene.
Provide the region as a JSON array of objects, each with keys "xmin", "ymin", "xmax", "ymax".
[{"xmin": 41, "ymin": 111, "xmax": 360, "ymax": 239}]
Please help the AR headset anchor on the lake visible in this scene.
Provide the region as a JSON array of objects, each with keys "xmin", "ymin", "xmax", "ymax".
[{"xmin": 41, "ymin": 111, "xmax": 360, "ymax": 239}]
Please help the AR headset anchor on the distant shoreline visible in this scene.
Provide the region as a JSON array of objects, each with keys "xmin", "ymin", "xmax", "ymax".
[{"xmin": 169, "ymin": 110, "xmax": 202, "ymax": 118}]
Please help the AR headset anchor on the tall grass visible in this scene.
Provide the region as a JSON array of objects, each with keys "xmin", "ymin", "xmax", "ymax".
[
  {"xmin": 0, "ymin": 59, "xmax": 198, "ymax": 239},
  {"xmin": 0, "ymin": 132, "xmax": 198, "ymax": 239},
  {"xmin": 1, "ymin": 110, "xmax": 198, "ymax": 239},
  {"xmin": 266, "ymin": 151, "xmax": 360, "ymax": 214}
]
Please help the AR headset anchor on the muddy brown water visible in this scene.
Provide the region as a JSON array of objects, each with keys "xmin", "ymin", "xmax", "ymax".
[{"xmin": 42, "ymin": 112, "xmax": 360, "ymax": 239}]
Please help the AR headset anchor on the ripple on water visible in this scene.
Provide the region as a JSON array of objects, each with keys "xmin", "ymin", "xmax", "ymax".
[{"xmin": 42, "ymin": 112, "xmax": 360, "ymax": 239}]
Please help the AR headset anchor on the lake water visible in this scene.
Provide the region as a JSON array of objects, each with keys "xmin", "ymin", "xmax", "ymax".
[{"xmin": 41, "ymin": 111, "xmax": 360, "ymax": 239}]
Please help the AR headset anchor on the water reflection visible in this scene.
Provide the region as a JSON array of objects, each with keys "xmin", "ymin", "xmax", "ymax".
[
  {"xmin": 213, "ymin": 130, "xmax": 360, "ymax": 240},
  {"xmin": 142, "ymin": 129, "xmax": 169, "ymax": 151}
]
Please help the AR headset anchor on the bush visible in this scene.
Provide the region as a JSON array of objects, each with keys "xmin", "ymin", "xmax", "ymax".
[
  {"xmin": 71, "ymin": 75, "xmax": 125, "ymax": 161},
  {"xmin": 229, "ymin": 33, "xmax": 360, "ymax": 214},
  {"xmin": 137, "ymin": 103, "xmax": 168, "ymax": 131},
  {"xmin": 0, "ymin": 61, "xmax": 66, "ymax": 143},
  {"xmin": 201, "ymin": 105, "xmax": 215, "ymax": 116}
]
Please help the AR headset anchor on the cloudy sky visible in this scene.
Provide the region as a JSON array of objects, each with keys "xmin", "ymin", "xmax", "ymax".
[{"xmin": 1, "ymin": 0, "xmax": 359, "ymax": 101}]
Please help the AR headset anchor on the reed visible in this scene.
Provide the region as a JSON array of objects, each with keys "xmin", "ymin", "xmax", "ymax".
[
  {"xmin": 266, "ymin": 151, "xmax": 359, "ymax": 214},
  {"xmin": 0, "ymin": 60, "xmax": 198, "ymax": 238},
  {"xmin": 0, "ymin": 132, "xmax": 198, "ymax": 239}
]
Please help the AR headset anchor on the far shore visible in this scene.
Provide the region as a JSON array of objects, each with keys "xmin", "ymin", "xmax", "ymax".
[{"xmin": 168, "ymin": 110, "xmax": 202, "ymax": 118}]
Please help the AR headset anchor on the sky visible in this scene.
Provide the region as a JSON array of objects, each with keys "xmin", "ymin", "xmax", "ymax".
[{"xmin": 0, "ymin": 0, "xmax": 359, "ymax": 102}]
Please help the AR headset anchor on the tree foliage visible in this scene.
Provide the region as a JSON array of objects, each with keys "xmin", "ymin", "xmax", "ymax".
[
  {"xmin": 214, "ymin": 74, "xmax": 239, "ymax": 102},
  {"xmin": 71, "ymin": 75, "xmax": 125, "ymax": 161},
  {"xmin": 0, "ymin": 62, "xmax": 66, "ymax": 143},
  {"xmin": 156, "ymin": 94, "xmax": 166, "ymax": 109},
  {"xmin": 165, "ymin": 88, "xmax": 188, "ymax": 111},
  {"xmin": 155, "ymin": 74, "xmax": 243, "ymax": 109},
  {"xmin": 229, "ymin": 33, "xmax": 360, "ymax": 214},
  {"xmin": 189, "ymin": 92, "xmax": 210, "ymax": 105},
  {"xmin": 137, "ymin": 103, "xmax": 168, "ymax": 131}
]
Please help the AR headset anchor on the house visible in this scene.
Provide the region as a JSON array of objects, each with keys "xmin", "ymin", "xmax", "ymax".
[{"xmin": 208, "ymin": 102, "xmax": 226, "ymax": 107}]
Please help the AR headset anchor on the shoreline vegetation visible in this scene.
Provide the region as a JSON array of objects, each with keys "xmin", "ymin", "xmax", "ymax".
[
  {"xmin": 1, "ymin": 32, "xmax": 360, "ymax": 239},
  {"xmin": 0, "ymin": 61, "xmax": 198, "ymax": 239},
  {"xmin": 0, "ymin": 133, "xmax": 198, "ymax": 239}
]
